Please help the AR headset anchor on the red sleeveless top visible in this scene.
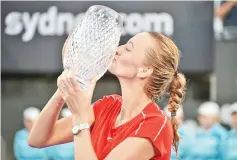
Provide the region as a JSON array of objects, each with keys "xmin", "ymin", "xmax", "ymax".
[{"xmin": 91, "ymin": 95, "xmax": 173, "ymax": 160}]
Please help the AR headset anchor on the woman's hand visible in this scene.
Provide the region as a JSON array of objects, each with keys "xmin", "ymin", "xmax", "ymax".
[{"xmin": 57, "ymin": 70, "xmax": 97, "ymax": 123}]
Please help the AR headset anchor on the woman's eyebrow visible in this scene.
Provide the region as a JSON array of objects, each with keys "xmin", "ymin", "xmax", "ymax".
[{"xmin": 128, "ymin": 41, "xmax": 134, "ymax": 48}]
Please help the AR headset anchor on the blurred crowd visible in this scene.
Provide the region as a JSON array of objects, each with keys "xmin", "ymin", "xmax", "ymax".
[
  {"xmin": 14, "ymin": 108, "xmax": 74, "ymax": 160},
  {"xmin": 14, "ymin": 101, "xmax": 237, "ymax": 160},
  {"xmin": 165, "ymin": 101, "xmax": 237, "ymax": 160}
]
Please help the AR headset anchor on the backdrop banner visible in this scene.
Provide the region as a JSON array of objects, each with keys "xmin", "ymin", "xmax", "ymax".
[{"xmin": 1, "ymin": 1, "xmax": 214, "ymax": 73}]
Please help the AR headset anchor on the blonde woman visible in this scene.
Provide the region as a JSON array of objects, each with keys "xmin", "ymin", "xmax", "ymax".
[{"xmin": 29, "ymin": 32, "xmax": 186, "ymax": 160}]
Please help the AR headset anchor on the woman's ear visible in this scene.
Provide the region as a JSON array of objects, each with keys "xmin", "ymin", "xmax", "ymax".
[{"xmin": 137, "ymin": 67, "xmax": 153, "ymax": 78}]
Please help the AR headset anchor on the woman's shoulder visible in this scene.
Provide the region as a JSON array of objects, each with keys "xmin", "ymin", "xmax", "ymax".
[
  {"xmin": 137, "ymin": 102, "xmax": 172, "ymax": 133},
  {"xmin": 94, "ymin": 94, "xmax": 122, "ymax": 106},
  {"xmin": 143, "ymin": 102, "xmax": 168, "ymax": 121},
  {"xmin": 142, "ymin": 103, "xmax": 173, "ymax": 137},
  {"xmin": 93, "ymin": 94, "xmax": 122, "ymax": 117},
  {"xmin": 130, "ymin": 103, "xmax": 173, "ymax": 158}
]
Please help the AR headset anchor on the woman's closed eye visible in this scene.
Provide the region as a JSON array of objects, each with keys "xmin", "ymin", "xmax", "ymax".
[
  {"xmin": 125, "ymin": 47, "xmax": 131, "ymax": 52},
  {"xmin": 125, "ymin": 43, "xmax": 133, "ymax": 52}
]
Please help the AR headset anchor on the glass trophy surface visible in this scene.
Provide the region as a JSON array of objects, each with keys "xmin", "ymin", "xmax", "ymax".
[{"xmin": 63, "ymin": 5, "xmax": 123, "ymax": 89}]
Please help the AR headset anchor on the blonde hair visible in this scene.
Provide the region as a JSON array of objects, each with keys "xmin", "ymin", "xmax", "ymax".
[{"xmin": 145, "ymin": 32, "xmax": 186, "ymax": 155}]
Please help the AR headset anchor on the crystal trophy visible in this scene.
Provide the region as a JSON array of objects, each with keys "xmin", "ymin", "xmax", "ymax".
[{"xmin": 63, "ymin": 5, "xmax": 123, "ymax": 89}]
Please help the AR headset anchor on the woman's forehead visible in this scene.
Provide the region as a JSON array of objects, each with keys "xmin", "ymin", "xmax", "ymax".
[
  {"xmin": 130, "ymin": 32, "xmax": 156, "ymax": 49},
  {"xmin": 130, "ymin": 32, "xmax": 149, "ymax": 41}
]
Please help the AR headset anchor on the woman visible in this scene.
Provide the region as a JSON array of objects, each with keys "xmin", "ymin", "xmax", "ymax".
[{"xmin": 28, "ymin": 32, "xmax": 186, "ymax": 160}]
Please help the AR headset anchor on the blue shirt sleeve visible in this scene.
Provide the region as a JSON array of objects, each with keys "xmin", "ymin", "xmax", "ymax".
[
  {"xmin": 13, "ymin": 129, "xmax": 48, "ymax": 160},
  {"xmin": 215, "ymin": 124, "xmax": 228, "ymax": 160},
  {"xmin": 13, "ymin": 131, "xmax": 22, "ymax": 160}
]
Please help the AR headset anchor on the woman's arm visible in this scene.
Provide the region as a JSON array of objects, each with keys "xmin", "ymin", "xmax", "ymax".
[
  {"xmin": 28, "ymin": 89, "xmax": 96, "ymax": 148},
  {"xmin": 28, "ymin": 89, "xmax": 67, "ymax": 147}
]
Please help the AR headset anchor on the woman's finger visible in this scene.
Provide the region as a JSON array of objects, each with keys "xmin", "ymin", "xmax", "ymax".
[
  {"xmin": 57, "ymin": 75, "xmax": 66, "ymax": 93},
  {"xmin": 57, "ymin": 78, "xmax": 68, "ymax": 100},
  {"xmin": 59, "ymin": 89, "xmax": 68, "ymax": 101},
  {"xmin": 67, "ymin": 70, "xmax": 80, "ymax": 91},
  {"xmin": 61, "ymin": 70, "xmax": 72, "ymax": 93},
  {"xmin": 86, "ymin": 77, "xmax": 97, "ymax": 96},
  {"xmin": 90, "ymin": 78, "xmax": 97, "ymax": 91},
  {"xmin": 57, "ymin": 75, "xmax": 62, "ymax": 88},
  {"xmin": 57, "ymin": 72, "xmax": 69, "ymax": 97}
]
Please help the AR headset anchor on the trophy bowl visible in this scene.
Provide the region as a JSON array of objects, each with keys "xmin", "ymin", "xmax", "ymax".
[{"xmin": 63, "ymin": 5, "xmax": 123, "ymax": 89}]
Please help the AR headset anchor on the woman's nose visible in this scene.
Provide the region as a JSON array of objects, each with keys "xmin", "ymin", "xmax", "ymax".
[
  {"xmin": 115, "ymin": 51, "xmax": 120, "ymax": 56},
  {"xmin": 116, "ymin": 45, "xmax": 125, "ymax": 56}
]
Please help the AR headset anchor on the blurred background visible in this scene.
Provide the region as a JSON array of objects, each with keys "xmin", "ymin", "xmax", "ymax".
[{"xmin": 1, "ymin": 1, "xmax": 237, "ymax": 160}]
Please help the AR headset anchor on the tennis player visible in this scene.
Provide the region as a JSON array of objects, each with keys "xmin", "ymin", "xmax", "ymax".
[{"xmin": 28, "ymin": 32, "xmax": 186, "ymax": 160}]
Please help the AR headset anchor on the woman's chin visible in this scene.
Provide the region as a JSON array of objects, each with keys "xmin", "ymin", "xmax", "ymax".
[
  {"xmin": 108, "ymin": 68, "xmax": 113, "ymax": 74},
  {"xmin": 108, "ymin": 67, "xmax": 121, "ymax": 77},
  {"xmin": 108, "ymin": 66, "xmax": 115, "ymax": 75}
]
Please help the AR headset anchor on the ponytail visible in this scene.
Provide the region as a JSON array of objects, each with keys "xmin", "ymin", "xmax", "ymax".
[{"xmin": 168, "ymin": 72, "xmax": 186, "ymax": 156}]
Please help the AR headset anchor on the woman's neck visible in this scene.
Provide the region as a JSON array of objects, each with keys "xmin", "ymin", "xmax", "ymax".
[{"xmin": 118, "ymin": 78, "xmax": 152, "ymax": 120}]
